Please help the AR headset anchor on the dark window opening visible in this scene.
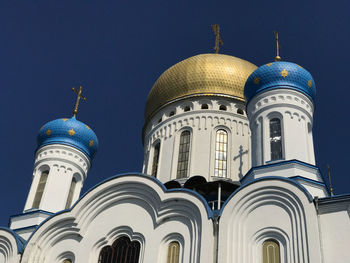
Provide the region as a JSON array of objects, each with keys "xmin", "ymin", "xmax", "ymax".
[
  {"xmin": 152, "ymin": 143, "xmax": 160, "ymax": 177},
  {"xmin": 219, "ymin": 105, "xmax": 227, "ymax": 111},
  {"xmin": 201, "ymin": 104, "xmax": 208, "ymax": 109},
  {"xmin": 184, "ymin": 106, "xmax": 190, "ymax": 112},
  {"xmin": 270, "ymin": 118, "xmax": 283, "ymax": 160},
  {"xmin": 169, "ymin": 111, "xmax": 175, "ymax": 117},
  {"xmin": 237, "ymin": 109, "xmax": 244, "ymax": 115},
  {"xmin": 176, "ymin": 131, "xmax": 191, "ymax": 179},
  {"xmin": 98, "ymin": 236, "xmax": 141, "ymax": 263}
]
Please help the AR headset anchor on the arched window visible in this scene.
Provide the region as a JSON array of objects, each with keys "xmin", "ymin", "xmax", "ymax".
[
  {"xmin": 151, "ymin": 142, "xmax": 160, "ymax": 177},
  {"xmin": 63, "ymin": 260, "xmax": 72, "ymax": 263},
  {"xmin": 176, "ymin": 131, "xmax": 191, "ymax": 179},
  {"xmin": 184, "ymin": 106, "xmax": 191, "ymax": 112},
  {"xmin": 214, "ymin": 130, "xmax": 228, "ymax": 177},
  {"xmin": 167, "ymin": 241, "xmax": 180, "ymax": 263},
  {"xmin": 262, "ymin": 240, "xmax": 280, "ymax": 263},
  {"xmin": 65, "ymin": 177, "xmax": 77, "ymax": 209},
  {"xmin": 237, "ymin": 108, "xmax": 244, "ymax": 115},
  {"xmin": 219, "ymin": 105, "xmax": 227, "ymax": 111},
  {"xmin": 32, "ymin": 170, "xmax": 49, "ymax": 208},
  {"xmin": 201, "ymin": 104, "xmax": 208, "ymax": 109},
  {"xmin": 98, "ymin": 236, "xmax": 140, "ymax": 263},
  {"xmin": 169, "ymin": 111, "xmax": 175, "ymax": 117},
  {"xmin": 270, "ymin": 118, "xmax": 283, "ymax": 160}
]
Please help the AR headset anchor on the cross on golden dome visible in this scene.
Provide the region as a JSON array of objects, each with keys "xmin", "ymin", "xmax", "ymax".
[
  {"xmin": 211, "ymin": 24, "xmax": 223, "ymax": 54},
  {"xmin": 72, "ymin": 86, "xmax": 87, "ymax": 117}
]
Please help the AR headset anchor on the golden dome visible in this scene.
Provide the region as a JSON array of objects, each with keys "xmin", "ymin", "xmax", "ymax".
[{"xmin": 145, "ymin": 53, "xmax": 257, "ymax": 121}]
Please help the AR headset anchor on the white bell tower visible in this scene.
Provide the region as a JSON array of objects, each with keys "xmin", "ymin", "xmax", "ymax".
[{"xmin": 9, "ymin": 87, "xmax": 98, "ymax": 240}]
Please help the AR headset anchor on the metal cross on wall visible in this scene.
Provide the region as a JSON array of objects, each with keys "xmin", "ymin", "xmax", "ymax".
[
  {"xmin": 72, "ymin": 86, "xmax": 87, "ymax": 117},
  {"xmin": 211, "ymin": 24, "xmax": 223, "ymax": 54}
]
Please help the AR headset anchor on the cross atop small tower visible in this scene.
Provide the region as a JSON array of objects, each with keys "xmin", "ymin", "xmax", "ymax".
[
  {"xmin": 72, "ymin": 86, "xmax": 87, "ymax": 117},
  {"xmin": 212, "ymin": 24, "xmax": 223, "ymax": 54},
  {"xmin": 273, "ymin": 31, "xmax": 281, "ymax": 61}
]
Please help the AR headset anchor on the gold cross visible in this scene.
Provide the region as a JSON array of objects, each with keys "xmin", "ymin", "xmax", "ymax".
[
  {"xmin": 72, "ymin": 86, "xmax": 87, "ymax": 117},
  {"xmin": 273, "ymin": 31, "xmax": 281, "ymax": 61},
  {"xmin": 211, "ymin": 24, "xmax": 223, "ymax": 54},
  {"xmin": 327, "ymin": 164, "xmax": 334, "ymax": 196}
]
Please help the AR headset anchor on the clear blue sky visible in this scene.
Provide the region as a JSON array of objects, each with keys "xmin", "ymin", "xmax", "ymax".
[{"xmin": 0, "ymin": 1, "xmax": 349, "ymax": 226}]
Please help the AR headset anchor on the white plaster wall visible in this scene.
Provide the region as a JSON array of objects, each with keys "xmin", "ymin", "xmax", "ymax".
[
  {"xmin": 143, "ymin": 97, "xmax": 250, "ymax": 182},
  {"xmin": 21, "ymin": 174, "xmax": 214, "ymax": 263},
  {"xmin": 247, "ymin": 89, "xmax": 315, "ymax": 166},
  {"xmin": 23, "ymin": 144, "xmax": 89, "ymax": 213},
  {"xmin": 318, "ymin": 203, "xmax": 350, "ymax": 263},
  {"xmin": 218, "ymin": 179, "xmax": 322, "ymax": 263}
]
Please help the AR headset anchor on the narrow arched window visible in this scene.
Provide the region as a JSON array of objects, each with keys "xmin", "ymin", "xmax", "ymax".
[
  {"xmin": 219, "ymin": 105, "xmax": 227, "ymax": 111},
  {"xmin": 270, "ymin": 118, "xmax": 283, "ymax": 160},
  {"xmin": 32, "ymin": 170, "xmax": 49, "ymax": 208},
  {"xmin": 184, "ymin": 106, "xmax": 190, "ymax": 112},
  {"xmin": 98, "ymin": 236, "xmax": 140, "ymax": 263},
  {"xmin": 201, "ymin": 104, "xmax": 208, "ymax": 109},
  {"xmin": 167, "ymin": 241, "xmax": 180, "ymax": 263},
  {"xmin": 262, "ymin": 240, "xmax": 280, "ymax": 263},
  {"xmin": 176, "ymin": 131, "xmax": 191, "ymax": 179},
  {"xmin": 65, "ymin": 177, "xmax": 77, "ymax": 209},
  {"xmin": 214, "ymin": 130, "xmax": 228, "ymax": 177},
  {"xmin": 152, "ymin": 142, "xmax": 160, "ymax": 177},
  {"xmin": 237, "ymin": 108, "xmax": 244, "ymax": 115}
]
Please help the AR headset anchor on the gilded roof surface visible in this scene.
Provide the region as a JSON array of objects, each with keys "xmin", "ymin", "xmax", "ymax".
[{"xmin": 145, "ymin": 54, "xmax": 257, "ymax": 120}]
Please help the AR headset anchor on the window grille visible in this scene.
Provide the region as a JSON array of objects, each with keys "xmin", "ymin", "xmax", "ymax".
[
  {"xmin": 270, "ymin": 118, "xmax": 283, "ymax": 160},
  {"xmin": 98, "ymin": 236, "xmax": 140, "ymax": 263},
  {"xmin": 176, "ymin": 131, "xmax": 191, "ymax": 179},
  {"xmin": 167, "ymin": 241, "xmax": 180, "ymax": 263},
  {"xmin": 151, "ymin": 143, "xmax": 160, "ymax": 177},
  {"xmin": 32, "ymin": 170, "xmax": 49, "ymax": 208},
  {"xmin": 262, "ymin": 240, "xmax": 280, "ymax": 263},
  {"xmin": 214, "ymin": 130, "xmax": 228, "ymax": 177},
  {"xmin": 65, "ymin": 177, "xmax": 77, "ymax": 209}
]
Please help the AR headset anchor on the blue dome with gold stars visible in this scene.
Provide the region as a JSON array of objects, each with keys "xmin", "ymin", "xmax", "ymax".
[
  {"xmin": 37, "ymin": 117, "xmax": 98, "ymax": 160},
  {"xmin": 244, "ymin": 61, "xmax": 316, "ymax": 103}
]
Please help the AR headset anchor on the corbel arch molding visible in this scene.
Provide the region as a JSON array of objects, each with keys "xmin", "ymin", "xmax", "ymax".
[
  {"xmin": 0, "ymin": 228, "xmax": 23, "ymax": 263},
  {"xmin": 218, "ymin": 178, "xmax": 322, "ymax": 263},
  {"xmin": 21, "ymin": 173, "xmax": 213, "ymax": 263}
]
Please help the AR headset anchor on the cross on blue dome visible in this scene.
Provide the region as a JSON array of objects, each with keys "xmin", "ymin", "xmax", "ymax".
[
  {"xmin": 37, "ymin": 117, "xmax": 98, "ymax": 160},
  {"xmin": 244, "ymin": 61, "xmax": 316, "ymax": 103}
]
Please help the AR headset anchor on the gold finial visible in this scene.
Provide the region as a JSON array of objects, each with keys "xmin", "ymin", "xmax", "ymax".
[
  {"xmin": 273, "ymin": 31, "xmax": 281, "ymax": 61},
  {"xmin": 72, "ymin": 86, "xmax": 87, "ymax": 118},
  {"xmin": 211, "ymin": 24, "xmax": 223, "ymax": 54},
  {"xmin": 327, "ymin": 164, "xmax": 334, "ymax": 196}
]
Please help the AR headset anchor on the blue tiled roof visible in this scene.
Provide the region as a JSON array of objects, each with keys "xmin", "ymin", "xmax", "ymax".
[
  {"xmin": 37, "ymin": 117, "xmax": 98, "ymax": 160},
  {"xmin": 244, "ymin": 61, "xmax": 316, "ymax": 103}
]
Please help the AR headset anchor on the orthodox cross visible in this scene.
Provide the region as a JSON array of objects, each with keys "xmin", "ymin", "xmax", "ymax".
[
  {"xmin": 72, "ymin": 86, "xmax": 87, "ymax": 117},
  {"xmin": 212, "ymin": 24, "xmax": 223, "ymax": 54},
  {"xmin": 233, "ymin": 145, "xmax": 249, "ymax": 179},
  {"xmin": 273, "ymin": 31, "xmax": 281, "ymax": 61},
  {"xmin": 327, "ymin": 164, "xmax": 334, "ymax": 196}
]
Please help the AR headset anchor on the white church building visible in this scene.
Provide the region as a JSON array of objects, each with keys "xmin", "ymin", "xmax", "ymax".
[{"xmin": 1, "ymin": 47, "xmax": 349, "ymax": 263}]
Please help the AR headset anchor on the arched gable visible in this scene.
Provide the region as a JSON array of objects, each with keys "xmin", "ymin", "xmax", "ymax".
[
  {"xmin": 21, "ymin": 173, "xmax": 214, "ymax": 263},
  {"xmin": 0, "ymin": 227, "xmax": 24, "ymax": 263},
  {"xmin": 218, "ymin": 177, "xmax": 322, "ymax": 263}
]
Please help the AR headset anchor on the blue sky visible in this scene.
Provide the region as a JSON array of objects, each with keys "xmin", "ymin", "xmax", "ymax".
[{"xmin": 0, "ymin": 1, "xmax": 349, "ymax": 226}]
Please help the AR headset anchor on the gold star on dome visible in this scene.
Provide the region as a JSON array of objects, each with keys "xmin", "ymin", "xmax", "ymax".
[
  {"xmin": 308, "ymin": 80, "xmax": 312, "ymax": 87},
  {"xmin": 85, "ymin": 124, "xmax": 90, "ymax": 130},
  {"xmin": 280, "ymin": 69, "xmax": 288, "ymax": 78},
  {"xmin": 89, "ymin": 140, "xmax": 94, "ymax": 147},
  {"xmin": 253, "ymin": 77, "xmax": 260, "ymax": 84},
  {"xmin": 297, "ymin": 64, "xmax": 303, "ymax": 68},
  {"xmin": 46, "ymin": 129, "xmax": 52, "ymax": 136},
  {"xmin": 62, "ymin": 118, "xmax": 68, "ymax": 121},
  {"xmin": 68, "ymin": 129, "xmax": 75, "ymax": 136},
  {"xmin": 266, "ymin": 63, "xmax": 273, "ymax": 67}
]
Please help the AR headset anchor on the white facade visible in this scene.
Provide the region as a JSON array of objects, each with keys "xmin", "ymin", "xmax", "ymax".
[
  {"xmin": 1, "ymin": 52, "xmax": 350, "ymax": 263},
  {"xmin": 143, "ymin": 97, "xmax": 250, "ymax": 182}
]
